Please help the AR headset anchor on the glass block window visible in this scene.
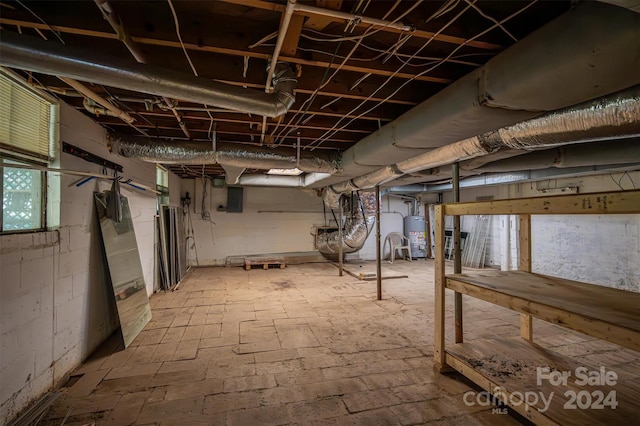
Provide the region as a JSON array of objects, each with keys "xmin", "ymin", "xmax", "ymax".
[{"xmin": 2, "ymin": 160, "xmax": 43, "ymax": 231}]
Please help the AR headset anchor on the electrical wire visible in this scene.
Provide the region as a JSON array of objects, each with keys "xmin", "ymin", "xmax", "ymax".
[
  {"xmin": 299, "ymin": 1, "xmax": 423, "ymax": 43},
  {"xmin": 15, "ymin": 0, "xmax": 65, "ymax": 44},
  {"xmin": 610, "ymin": 172, "xmax": 637, "ymax": 190},
  {"xmin": 463, "ymin": 0, "xmax": 518, "ymax": 42},
  {"xmin": 272, "ymin": 1, "xmax": 424, "ymax": 146},
  {"xmin": 265, "ymin": 43, "xmax": 487, "ymax": 68},
  {"xmin": 307, "ymin": 0, "xmax": 475, "ymax": 149},
  {"xmin": 309, "ymin": 0, "xmax": 538, "ymax": 150},
  {"xmin": 185, "ymin": 206, "xmax": 200, "ymax": 266},
  {"xmin": 166, "ymin": 0, "xmax": 216, "ymax": 144},
  {"xmin": 167, "ymin": 0, "xmax": 198, "ymax": 77}
]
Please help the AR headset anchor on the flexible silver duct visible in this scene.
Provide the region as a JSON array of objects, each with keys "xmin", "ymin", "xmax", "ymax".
[
  {"xmin": 316, "ymin": 192, "xmax": 376, "ymax": 259},
  {"xmin": 466, "ymin": 138, "xmax": 640, "ymax": 173},
  {"xmin": 107, "ymin": 133, "xmax": 341, "ymax": 174},
  {"xmin": 494, "ymin": 86, "xmax": 640, "ymax": 149},
  {"xmin": 0, "ymin": 32, "xmax": 297, "ymax": 117},
  {"xmin": 322, "ymin": 85, "xmax": 640, "ymax": 205}
]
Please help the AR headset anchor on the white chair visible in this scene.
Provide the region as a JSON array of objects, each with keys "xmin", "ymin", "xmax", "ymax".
[{"xmin": 383, "ymin": 232, "xmax": 412, "ymax": 263}]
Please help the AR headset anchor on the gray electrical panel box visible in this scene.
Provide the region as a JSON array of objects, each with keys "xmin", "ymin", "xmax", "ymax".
[{"xmin": 227, "ymin": 187, "xmax": 243, "ymax": 213}]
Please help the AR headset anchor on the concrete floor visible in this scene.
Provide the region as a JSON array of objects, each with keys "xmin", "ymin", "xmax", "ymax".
[{"xmin": 40, "ymin": 260, "xmax": 640, "ymax": 425}]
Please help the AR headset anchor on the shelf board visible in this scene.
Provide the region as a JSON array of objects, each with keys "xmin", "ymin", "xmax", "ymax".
[
  {"xmin": 445, "ymin": 337, "xmax": 640, "ymax": 425},
  {"xmin": 446, "ymin": 270, "xmax": 640, "ymax": 351},
  {"xmin": 441, "ymin": 189, "xmax": 640, "ymax": 216}
]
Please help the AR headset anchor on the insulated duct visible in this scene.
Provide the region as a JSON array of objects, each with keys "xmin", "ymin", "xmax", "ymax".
[
  {"xmin": 316, "ymin": 192, "xmax": 376, "ymax": 259},
  {"xmin": 465, "ymin": 138, "xmax": 640, "ymax": 173},
  {"xmin": 309, "ymin": 1, "xmax": 640, "ymax": 188},
  {"xmin": 107, "ymin": 133, "xmax": 341, "ymax": 174},
  {"xmin": 322, "ymin": 85, "xmax": 640, "ymax": 205},
  {"xmin": 0, "ymin": 31, "xmax": 297, "ymax": 117}
]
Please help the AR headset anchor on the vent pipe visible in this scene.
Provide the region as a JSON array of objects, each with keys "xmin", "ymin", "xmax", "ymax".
[
  {"xmin": 322, "ymin": 85, "xmax": 640, "ymax": 206},
  {"xmin": 0, "ymin": 31, "xmax": 297, "ymax": 117},
  {"xmin": 107, "ymin": 133, "xmax": 341, "ymax": 174}
]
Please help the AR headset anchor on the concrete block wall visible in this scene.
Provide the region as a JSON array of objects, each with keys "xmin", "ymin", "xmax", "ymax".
[
  {"xmin": 359, "ymin": 196, "xmax": 413, "ymax": 261},
  {"xmin": 0, "ymin": 103, "xmax": 175, "ymax": 422},
  {"xmin": 434, "ymin": 170, "xmax": 640, "ymax": 291},
  {"xmin": 522, "ymin": 171, "xmax": 640, "ymax": 292},
  {"xmin": 181, "ymin": 180, "xmax": 327, "ymax": 265}
]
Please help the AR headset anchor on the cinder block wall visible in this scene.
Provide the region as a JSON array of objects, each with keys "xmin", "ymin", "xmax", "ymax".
[
  {"xmin": 437, "ymin": 171, "xmax": 640, "ymax": 292},
  {"xmin": 181, "ymin": 179, "xmax": 327, "ymax": 265},
  {"xmin": 0, "ymin": 103, "xmax": 177, "ymax": 421}
]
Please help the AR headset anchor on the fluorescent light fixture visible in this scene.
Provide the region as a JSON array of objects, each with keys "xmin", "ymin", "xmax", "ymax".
[{"xmin": 267, "ymin": 168, "xmax": 303, "ymax": 176}]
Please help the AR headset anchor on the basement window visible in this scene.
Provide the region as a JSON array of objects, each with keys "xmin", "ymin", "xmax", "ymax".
[
  {"xmin": 267, "ymin": 168, "xmax": 303, "ymax": 176},
  {"xmin": 0, "ymin": 70, "xmax": 58, "ymax": 233},
  {"xmin": 156, "ymin": 165, "xmax": 170, "ymax": 208}
]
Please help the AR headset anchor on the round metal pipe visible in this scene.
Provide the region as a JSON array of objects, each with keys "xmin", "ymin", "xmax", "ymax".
[{"xmin": 0, "ymin": 32, "xmax": 297, "ymax": 117}]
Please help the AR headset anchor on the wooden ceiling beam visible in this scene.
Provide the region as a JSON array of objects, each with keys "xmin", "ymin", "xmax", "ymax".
[
  {"xmin": 304, "ymin": 0, "xmax": 343, "ymax": 31},
  {"xmin": 218, "ymin": 0, "xmax": 502, "ymax": 50},
  {"xmin": 97, "ymin": 119, "xmax": 357, "ymax": 143},
  {"xmin": 136, "ymin": 111, "xmax": 372, "ymax": 133},
  {"xmin": 0, "ymin": 18, "xmax": 451, "ymax": 84},
  {"xmin": 211, "ymin": 78, "xmax": 418, "ymax": 106},
  {"xmin": 281, "ymin": 14, "xmax": 305, "ymax": 56}
]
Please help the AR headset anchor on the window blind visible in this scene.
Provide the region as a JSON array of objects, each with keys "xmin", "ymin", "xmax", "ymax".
[{"xmin": 0, "ymin": 72, "xmax": 53, "ymax": 160}]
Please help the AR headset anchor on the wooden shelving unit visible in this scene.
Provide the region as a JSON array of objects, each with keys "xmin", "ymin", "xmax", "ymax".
[{"xmin": 434, "ymin": 190, "xmax": 640, "ymax": 425}]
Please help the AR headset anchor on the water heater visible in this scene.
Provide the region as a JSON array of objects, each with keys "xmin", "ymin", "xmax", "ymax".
[{"xmin": 404, "ymin": 215, "xmax": 426, "ymax": 258}]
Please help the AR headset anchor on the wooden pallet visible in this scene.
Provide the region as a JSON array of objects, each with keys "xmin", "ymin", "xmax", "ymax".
[{"xmin": 245, "ymin": 257, "xmax": 286, "ymax": 271}]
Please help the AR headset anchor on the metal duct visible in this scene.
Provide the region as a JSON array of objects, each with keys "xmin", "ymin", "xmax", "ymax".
[
  {"xmin": 316, "ymin": 192, "xmax": 376, "ymax": 259},
  {"xmin": 467, "ymin": 138, "xmax": 640, "ymax": 173},
  {"xmin": 495, "ymin": 86, "xmax": 640, "ymax": 150},
  {"xmin": 308, "ymin": 1, "xmax": 640, "ymax": 189},
  {"xmin": 322, "ymin": 85, "xmax": 640, "ymax": 204},
  {"xmin": 0, "ymin": 31, "xmax": 297, "ymax": 117},
  {"xmin": 107, "ymin": 133, "xmax": 341, "ymax": 174}
]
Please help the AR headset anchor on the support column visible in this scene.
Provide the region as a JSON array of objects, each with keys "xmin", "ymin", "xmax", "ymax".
[
  {"xmin": 376, "ymin": 186, "xmax": 382, "ymax": 300},
  {"xmin": 452, "ymin": 163, "xmax": 463, "ymax": 344},
  {"xmin": 338, "ymin": 196, "xmax": 343, "ymax": 276},
  {"xmin": 519, "ymin": 214, "xmax": 533, "ymax": 340}
]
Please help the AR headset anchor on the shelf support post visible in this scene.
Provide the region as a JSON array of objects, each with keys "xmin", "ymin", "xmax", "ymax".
[
  {"xmin": 519, "ymin": 213, "xmax": 533, "ymax": 341},
  {"xmin": 338, "ymin": 196, "xmax": 343, "ymax": 276},
  {"xmin": 376, "ymin": 185, "xmax": 382, "ymax": 300},
  {"xmin": 452, "ymin": 163, "xmax": 463, "ymax": 343},
  {"xmin": 434, "ymin": 203, "xmax": 449, "ymax": 371}
]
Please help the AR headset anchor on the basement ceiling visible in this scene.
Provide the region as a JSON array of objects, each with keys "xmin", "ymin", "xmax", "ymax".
[{"xmin": 0, "ymin": 0, "xmax": 588, "ymax": 179}]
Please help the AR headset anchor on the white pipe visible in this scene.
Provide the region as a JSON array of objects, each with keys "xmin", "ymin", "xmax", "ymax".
[
  {"xmin": 265, "ymin": 0, "xmax": 297, "ymax": 92},
  {"xmin": 60, "ymin": 77, "xmax": 135, "ymax": 123},
  {"xmin": 294, "ymin": 3, "xmax": 412, "ymax": 32}
]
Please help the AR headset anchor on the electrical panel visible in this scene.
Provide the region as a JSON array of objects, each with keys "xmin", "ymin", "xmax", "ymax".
[{"xmin": 227, "ymin": 187, "xmax": 243, "ymax": 213}]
